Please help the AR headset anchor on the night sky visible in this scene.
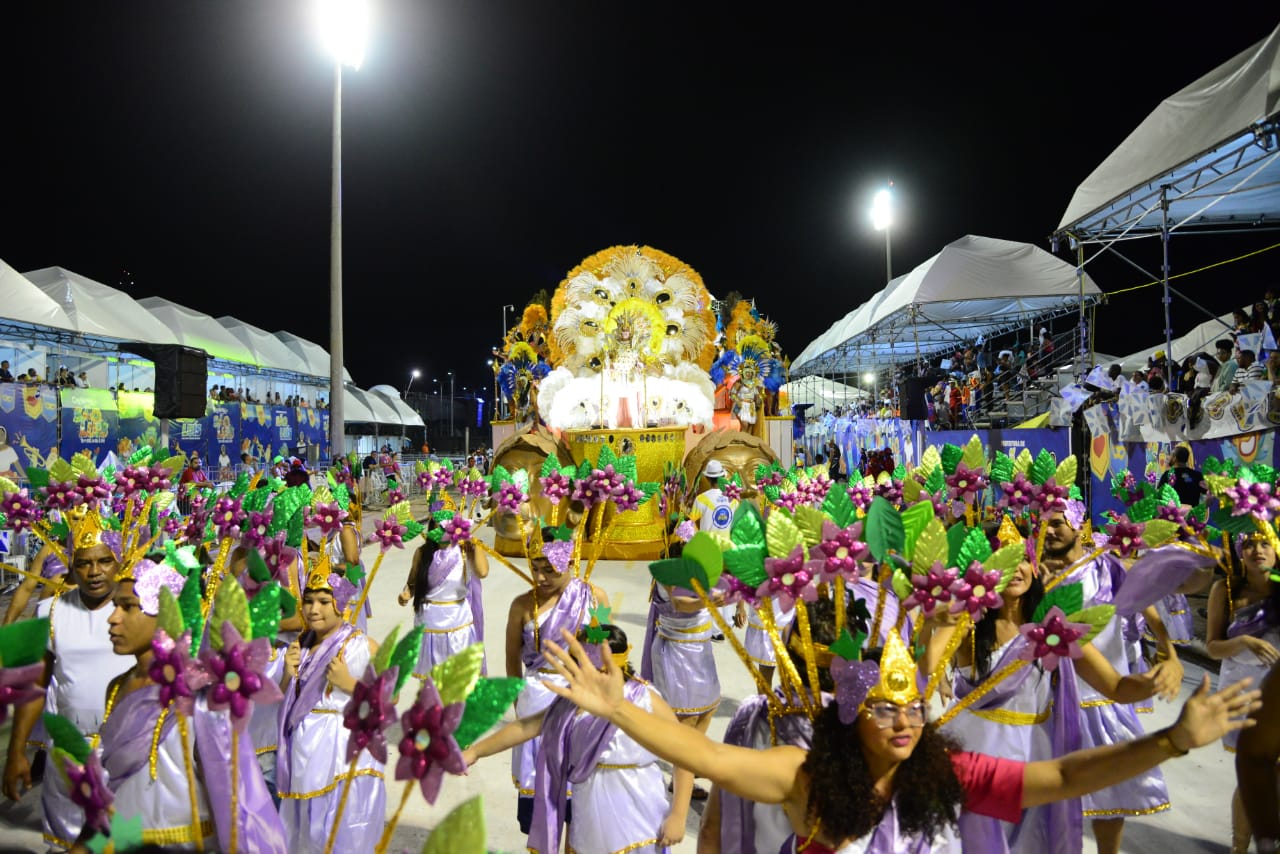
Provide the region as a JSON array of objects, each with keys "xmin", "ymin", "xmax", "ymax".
[{"xmin": 4, "ymin": 4, "xmax": 1279, "ymax": 398}]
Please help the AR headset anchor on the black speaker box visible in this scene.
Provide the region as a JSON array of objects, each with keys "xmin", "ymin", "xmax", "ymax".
[
  {"xmin": 898, "ymin": 376, "xmax": 932, "ymax": 420},
  {"xmin": 128, "ymin": 344, "xmax": 208, "ymax": 419}
]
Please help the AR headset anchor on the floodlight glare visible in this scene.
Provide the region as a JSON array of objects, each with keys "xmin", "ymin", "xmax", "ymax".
[
  {"xmin": 870, "ymin": 189, "xmax": 892, "ymax": 231},
  {"xmin": 316, "ymin": 0, "xmax": 368, "ymax": 69}
]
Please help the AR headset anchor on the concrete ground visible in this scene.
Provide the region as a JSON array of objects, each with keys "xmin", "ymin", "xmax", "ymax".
[{"xmin": 0, "ymin": 504, "xmax": 1245, "ymax": 852}]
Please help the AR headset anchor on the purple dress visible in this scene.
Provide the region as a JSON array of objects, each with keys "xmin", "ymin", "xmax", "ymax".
[
  {"xmin": 276, "ymin": 623, "xmax": 385, "ymax": 852},
  {"xmin": 718, "ymin": 692, "xmax": 817, "ymax": 854},
  {"xmin": 1218, "ymin": 600, "xmax": 1279, "ymax": 751},
  {"xmin": 528, "ymin": 679, "xmax": 672, "ymax": 854},
  {"xmin": 511, "ymin": 579, "xmax": 597, "ymax": 802},
  {"xmin": 943, "ymin": 635, "xmax": 1083, "ymax": 853},
  {"xmin": 412, "ymin": 545, "xmax": 485, "ymax": 677},
  {"xmin": 1054, "ymin": 553, "xmax": 1170, "ymax": 818},
  {"xmin": 641, "ymin": 583, "xmax": 721, "ymax": 716}
]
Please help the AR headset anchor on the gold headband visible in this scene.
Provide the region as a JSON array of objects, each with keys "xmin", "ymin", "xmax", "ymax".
[
  {"xmin": 787, "ymin": 629, "xmax": 834, "ymax": 669},
  {"xmin": 863, "ymin": 633, "xmax": 920, "ymax": 709},
  {"xmin": 611, "ymin": 646, "xmax": 631, "ymax": 670},
  {"xmin": 67, "ymin": 506, "xmax": 108, "ymax": 550}
]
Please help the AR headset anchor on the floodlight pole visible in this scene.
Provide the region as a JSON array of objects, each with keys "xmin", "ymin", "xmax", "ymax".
[{"xmin": 328, "ymin": 60, "xmax": 345, "ymax": 464}]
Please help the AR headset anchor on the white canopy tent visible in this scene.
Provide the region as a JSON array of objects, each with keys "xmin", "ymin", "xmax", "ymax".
[
  {"xmin": 0, "ymin": 259, "xmax": 76, "ymax": 331},
  {"xmin": 338, "ymin": 385, "xmax": 378, "ymax": 424},
  {"xmin": 367, "ymin": 385, "xmax": 426, "ymax": 428},
  {"xmin": 344, "ymin": 384, "xmax": 404, "ymax": 428},
  {"xmin": 138, "ymin": 297, "xmax": 261, "ymax": 365},
  {"xmin": 1054, "ymin": 23, "xmax": 1280, "ymax": 362},
  {"xmin": 24, "ymin": 267, "xmax": 179, "ymax": 345},
  {"xmin": 781, "ymin": 377, "xmax": 867, "ymax": 410},
  {"xmin": 792, "ymin": 236, "xmax": 1102, "ymax": 377},
  {"xmin": 216, "ymin": 317, "xmax": 307, "ymax": 376},
  {"xmin": 274, "ymin": 331, "xmax": 354, "ymax": 385}
]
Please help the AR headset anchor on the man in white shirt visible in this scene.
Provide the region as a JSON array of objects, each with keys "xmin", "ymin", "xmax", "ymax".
[{"xmin": 688, "ymin": 460, "xmax": 738, "ymax": 640}]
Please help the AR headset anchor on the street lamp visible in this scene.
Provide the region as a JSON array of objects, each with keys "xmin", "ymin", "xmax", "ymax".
[
  {"xmin": 863, "ymin": 371, "xmax": 877, "ymax": 411},
  {"xmin": 448, "ymin": 371, "xmax": 455, "ymax": 438},
  {"xmin": 405, "ymin": 368, "xmax": 420, "ymax": 396},
  {"xmin": 870, "ymin": 184, "xmax": 893, "ymax": 285},
  {"xmin": 317, "ymin": 0, "xmax": 368, "ymax": 463}
]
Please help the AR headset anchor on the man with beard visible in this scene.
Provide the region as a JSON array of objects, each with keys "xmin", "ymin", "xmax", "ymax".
[
  {"xmin": 2, "ymin": 509, "xmax": 132, "ymax": 849},
  {"xmin": 1038, "ymin": 504, "xmax": 1186, "ymax": 854}
]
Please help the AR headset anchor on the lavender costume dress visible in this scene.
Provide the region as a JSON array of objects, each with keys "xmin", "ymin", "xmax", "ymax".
[
  {"xmin": 942, "ymin": 635, "xmax": 1083, "ymax": 854},
  {"xmin": 1218, "ymin": 600, "xmax": 1279, "ymax": 751},
  {"xmin": 33, "ymin": 588, "xmax": 132, "ymax": 849},
  {"xmin": 277, "ymin": 623, "xmax": 385, "ymax": 852},
  {"xmin": 327, "ymin": 526, "xmax": 370, "ymax": 631},
  {"xmin": 718, "ymin": 692, "xmax": 816, "ymax": 854},
  {"xmin": 1054, "ymin": 553, "xmax": 1169, "ymax": 818},
  {"xmin": 528, "ymin": 679, "xmax": 672, "ymax": 854},
  {"xmin": 778, "ymin": 799, "xmax": 1010, "ymax": 853},
  {"xmin": 512, "ymin": 579, "xmax": 597, "ymax": 803},
  {"xmin": 99, "ymin": 684, "xmax": 215, "ymax": 849},
  {"xmin": 745, "ymin": 600, "xmax": 796, "ymax": 667},
  {"xmin": 412, "ymin": 544, "xmax": 485, "ymax": 677},
  {"xmin": 641, "ymin": 583, "xmax": 721, "ymax": 716}
]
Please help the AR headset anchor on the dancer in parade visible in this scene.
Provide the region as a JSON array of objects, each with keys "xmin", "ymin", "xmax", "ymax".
[
  {"xmin": 541, "ymin": 627, "xmax": 1260, "ymax": 853},
  {"xmin": 504, "ymin": 525, "xmax": 608, "ymax": 833},
  {"xmin": 400, "ymin": 521, "xmax": 489, "ymax": 677},
  {"xmin": 276, "ymin": 561, "xmax": 385, "ymax": 852},
  {"xmin": 465, "ymin": 624, "xmax": 688, "ymax": 853},
  {"xmin": 1206, "ymin": 529, "xmax": 1280, "ymax": 852}
]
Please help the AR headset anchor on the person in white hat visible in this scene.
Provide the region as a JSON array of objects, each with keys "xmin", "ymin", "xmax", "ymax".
[{"xmin": 687, "ymin": 459, "xmax": 740, "ymax": 643}]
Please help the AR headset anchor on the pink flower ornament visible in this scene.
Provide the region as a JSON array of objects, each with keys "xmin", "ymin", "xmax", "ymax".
[
  {"xmin": 1018, "ymin": 606, "xmax": 1089, "ymax": 671},
  {"xmin": 948, "ymin": 562, "xmax": 1003, "ymax": 618}
]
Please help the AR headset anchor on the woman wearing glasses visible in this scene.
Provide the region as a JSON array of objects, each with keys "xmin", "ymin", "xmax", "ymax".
[{"xmin": 539, "ymin": 627, "xmax": 1260, "ymax": 853}]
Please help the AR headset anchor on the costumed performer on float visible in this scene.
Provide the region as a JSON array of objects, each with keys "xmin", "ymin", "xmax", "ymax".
[{"xmin": 536, "ymin": 247, "xmax": 716, "ymax": 431}]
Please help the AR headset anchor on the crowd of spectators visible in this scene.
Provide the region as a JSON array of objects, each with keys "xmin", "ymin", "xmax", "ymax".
[{"xmin": 209, "ymin": 385, "xmax": 327, "ymax": 408}]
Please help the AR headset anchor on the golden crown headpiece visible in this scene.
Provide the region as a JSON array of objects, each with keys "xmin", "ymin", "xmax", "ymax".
[{"xmin": 863, "ymin": 632, "xmax": 920, "ymax": 709}]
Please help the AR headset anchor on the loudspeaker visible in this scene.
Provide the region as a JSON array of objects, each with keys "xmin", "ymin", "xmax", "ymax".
[
  {"xmin": 899, "ymin": 377, "xmax": 931, "ymax": 420},
  {"xmin": 129, "ymin": 344, "xmax": 208, "ymax": 419}
]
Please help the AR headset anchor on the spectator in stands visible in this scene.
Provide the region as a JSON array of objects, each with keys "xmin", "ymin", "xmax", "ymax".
[
  {"xmin": 1158, "ymin": 445, "xmax": 1205, "ymax": 507},
  {"xmin": 24, "ymin": 369, "xmax": 40, "ymax": 385},
  {"xmin": 1250, "ymin": 302, "xmax": 1268, "ymax": 334},
  {"xmin": 1148, "ymin": 374, "xmax": 1167, "ymax": 392},
  {"xmin": 1129, "ymin": 370, "xmax": 1149, "ymax": 391},
  {"xmin": 1267, "ymin": 289, "xmax": 1279, "ymax": 324},
  {"xmin": 240, "ymin": 452, "xmax": 256, "ymax": 475},
  {"xmin": 179, "ymin": 452, "xmax": 209, "ymax": 486},
  {"xmin": 76, "ymin": 372, "xmax": 88, "ymax": 388},
  {"xmin": 1039, "ymin": 327, "xmax": 1054, "ymax": 355},
  {"xmin": 0, "ymin": 361, "xmax": 12, "ymax": 383},
  {"xmin": 1211, "ymin": 339, "xmax": 1239, "ymax": 394},
  {"xmin": 1268, "ymin": 351, "xmax": 1280, "ymax": 386},
  {"xmin": 1234, "ymin": 309, "xmax": 1252, "ymax": 334},
  {"xmin": 284, "ymin": 457, "xmax": 309, "ymax": 488},
  {"xmin": 1236, "ymin": 349, "xmax": 1264, "ymax": 388}
]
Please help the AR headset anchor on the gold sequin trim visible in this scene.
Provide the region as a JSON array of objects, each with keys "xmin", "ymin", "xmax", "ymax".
[
  {"xmin": 511, "ymin": 773, "xmax": 536, "ymax": 796},
  {"xmin": 310, "ymin": 708, "xmax": 341, "ymax": 714},
  {"xmin": 594, "ymin": 762, "xmax": 640, "ymax": 770},
  {"xmin": 43, "ymin": 832, "xmax": 74, "ymax": 848},
  {"xmin": 664, "ymin": 621, "xmax": 712, "ymax": 634},
  {"xmin": 419, "ymin": 620, "xmax": 473, "ymax": 634},
  {"xmin": 1080, "ymin": 699, "xmax": 1116, "ymax": 708},
  {"xmin": 1082, "ymin": 802, "xmax": 1171, "ymax": 817},
  {"xmin": 970, "ymin": 702, "xmax": 1052, "ymax": 726},
  {"xmin": 149, "ymin": 706, "xmax": 170, "ymax": 780},
  {"xmin": 671, "ymin": 700, "xmax": 720, "ymax": 716},
  {"xmin": 278, "ymin": 767, "xmax": 384, "ymax": 799},
  {"xmin": 567, "ymin": 838, "xmax": 662, "ymax": 854},
  {"xmin": 427, "ymin": 598, "xmax": 465, "ymax": 605},
  {"xmin": 256, "ymin": 744, "xmax": 278, "ymax": 755},
  {"xmin": 141, "ymin": 819, "xmax": 215, "ymax": 844}
]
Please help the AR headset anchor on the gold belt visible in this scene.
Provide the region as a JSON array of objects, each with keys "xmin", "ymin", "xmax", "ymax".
[
  {"xmin": 428, "ymin": 598, "xmax": 465, "ymax": 605},
  {"xmin": 970, "ymin": 702, "xmax": 1052, "ymax": 726},
  {"xmin": 141, "ymin": 819, "xmax": 216, "ymax": 844}
]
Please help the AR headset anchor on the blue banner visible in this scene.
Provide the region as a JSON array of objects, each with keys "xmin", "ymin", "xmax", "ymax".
[
  {"xmin": 116, "ymin": 392, "xmax": 162, "ymax": 459},
  {"xmin": 59, "ymin": 387, "xmax": 118, "ymax": 463},
  {"xmin": 239, "ymin": 404, "xmax": 296, "ymax": 464},
  {"xmin": 0, "ymin": 383, "xmax": 59, "ymax": 480}
]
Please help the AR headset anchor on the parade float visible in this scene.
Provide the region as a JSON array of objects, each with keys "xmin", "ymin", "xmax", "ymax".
[{"xmin": 489, "ymin": 245, "xmax": 791, "ymax": 558}]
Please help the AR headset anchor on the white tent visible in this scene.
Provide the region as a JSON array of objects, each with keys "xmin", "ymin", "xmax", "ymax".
[
  {"xmin": 0, "ymin": 259, "xmax": 76, "ymax": 331},
  {"xmin": 340, "ymin": 385, "xmax": 378, "ymax": 424},
  {"xmin": 368, "ymin": 385, "xmax": 426, "ymax": 428},
  {"xmin": 1057, "ymin": 24, "xmax": 1280, "ymax": 236},
  {"xmin": 216, "ymin": 317, "xmax": 306, "ymax": 375},
  {"xmin": 1112, "ymin": 313, "xmax": 1240, "ymax": 374},
  {"xmin": 138, "ymin": 297, "xmax": 261, "ymax": 365},
  {"xmin": 345, "ymin": 384, "xmax": 403, "ymax": 427},
  {"xmin": 24, "ymin": 267, "xmax": 179, "ymax": 345},
  {"xmin": 274, "ymin": 331, "xmax": 354, "ymax": 385},
  {"xmin": 792, "ymin": 236, "xmax": 1102, "ymax": 376},
  {"xmin": 781, "ymin": 377, "xmax": 867, "ymax": 410}
]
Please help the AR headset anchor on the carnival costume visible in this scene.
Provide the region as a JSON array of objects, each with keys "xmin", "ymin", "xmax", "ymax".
[
  {"xmin": 641, "ymin": 581, "xmax": 721, "ymax": 717},
  {"xmin": 528, "ymin": 642, "xmax": 673, "ymax": 854},
  {"xmin": 276, "ymin": 565, "xmax": 385, "ymax": 852},
  {"xmin": 411, "ymin": 540, "xmax": 486, "ymax": 678}
]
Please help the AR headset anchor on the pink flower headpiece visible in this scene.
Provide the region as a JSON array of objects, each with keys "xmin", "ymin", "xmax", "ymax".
[{"xmin": 126, "ymin": 559, "xmax": 187, "ymax": 616}]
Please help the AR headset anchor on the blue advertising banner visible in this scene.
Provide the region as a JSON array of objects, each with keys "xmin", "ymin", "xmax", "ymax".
[
  {"xmin": 239, "ymin": 404, "xmax": 296, "ymax": 464},
  {"xmin": 0, "ymin": 383, "xmax": 59, "ymax": 480},
  {"xmin": 294, "ymin": 406, "xmax": 325, "ymax": 457},
  {"xmin": 207, "ymin": 403, "xmax": 241, "ymax": 475},
  {"xmin": 59, "ymin": 387, "xmax": 118, "ymax": 464},
  {"xmin": 927, "ymin": 428, "xmax": 1072, "ymax": 469},
  {"xmin": 116, "ymin": 392, "xmax": 162, "ymax": 459},
  {"xmin": 171, "ymin": 411, "xmax": 211, "ymax": 462}
]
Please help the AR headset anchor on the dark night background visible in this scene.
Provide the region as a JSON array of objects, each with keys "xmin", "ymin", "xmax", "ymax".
[{"xmin": 3, "ymin": 4, "xmax": 1278, "ymax": 400}]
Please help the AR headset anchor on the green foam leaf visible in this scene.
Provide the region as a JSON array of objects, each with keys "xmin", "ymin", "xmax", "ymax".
[
  {"xmin": 682, "ymin": 532, "xmax": 723, "ymax": 589},
  {"xmin": 1142, "ymin": 519, "xmax": 1180, "ymax": 548},
  {"xmin": 374, "ymin": 625, "xmax": 402, "ymax": 676},
  {"xmin": 422, "ymin": 795, "xmax": 486, "ymax": 854},
  {"xmin": 821, "ymin": 482, "xmax": 856, "ymax": 528},
  {"xmin": 1029, "ymin": 450, "xmax": 1057, "ymax": 486},
  {"xmin": 1032, "ymin": 581, "xmax": 1085, "ymax": 624},
  {"xmin": 209, "ymin": 578, "xmax": 251, "ymax": 651},
  {"xmin": 454, "ymin": 678, "xmax": 525, "ymax": 750},
  {"xmin": 649, "ymin": 557, "xmax": 712, "ymax": 595},
  {"xmin": 390, "ymin": 627, "xmax": 426, "ymax": 695},
  {"xmin": 794, "ymin": 506, "xmax": 826, "ymax": 547},
  {"xmin": 723, "ymin": 545, "xmax": 766, "ymax": 588},
  {"xmin": 431, "ymin": 642, "xmax": 485, "ymax": 707},
  {"xmin": 900, "ymin": 501, "xmax": 935, "ymax": 562},
  {"xmin": 156, "ymin": 587, "xmax": 185, "ymax": 642},
  {"xmin": 765, "ymin": 510, "xmax": 804, "ymax": 560},
  {"xmin": 42, "ymin": 713, "xmax": 89, "ymax": 765},
  {"xmin": 0, "ymin": 617, "xmax": 49, "ymax": 668},
  {"xmin": 940, "ymin": 444, "xmax": 963, "ymax": 476},
  {"xmin": 1069, "ymin": 604, "xmax": 1116, "ymax": 648},
  {"xmin": 983, "ymin": 543, "xmax": 1024, "ymax": 574},
  {"xmin": 911, "ymin": 517, "xmax": 949, "ymax": 570},
  {"xmin": 827, "ymin": 628, "xmax": 864, "ymax": 662},
  {"xmin": 955, "ymin": 526, "xmax": 992, "ymax": 568},
  {"xmin": 961, "ymin": 435, "xmax": 987, "ymax": 473},
  {"xmin": 731, "ymin": 502, "xmax": 766, "ymax": 547},
  {"xmin": 863, "ymin": 496, "xmax": 904, "ymax": 562}
]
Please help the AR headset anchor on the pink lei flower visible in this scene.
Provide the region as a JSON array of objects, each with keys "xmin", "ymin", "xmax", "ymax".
[
  {"xmin": 904, "ymin": 563, "xmax": 960, "ymax": 616},
  {"xmin": 307, "ymin": 501, "xmax": 347, "ymax": 537},
  {"xmin": 373, "ymin": 518, "xmax": 408, "ymax": 552},
  {"xmin": 539, "ymin": 470, "xmax": 572, "ymax": 505},
  {"xmin": 814, "ymin": 521, "xmax": 868, "ymax": 583},
  {"xmin": 395, "ymin": 677, "xmax": 466, "ymax": 804},
  {"xmin": 441, "ymin": 515, "xmax": 473, "ymax": 546},
  {"xmin": 1104, "ymin": 516, "xmax": 1146, "ymax": 558},
  {"xmin": 756, "ymin": 545, "xmax": 819, "ymax": 611},
  {"xmin": 1225, "ymin": 481, "xmax": 1280, "ymax": 522},
  {"xmin": 1, "ymin": 490, "xmax": 38, "ymax": 533},
  {"xmin": 1018, "ymin": 606, "xmax": 1090, "ymax": 671},
  {"xmin": 496, "ymin": 482, "xmax": 526, "ymax": 514},
  {"xmin": 846, "ymin": 482, "xmax": 873, "ymax": 511},
  {"xmin": 149, "ymin": 631, "xmax": 194, "ymax": 716},
  {"xmin": 212, "ymin": 495, "xmax": 246, "ymax": 540},
  {"xmin": 41, "ymin": 480, "xmax": 82, "ymax": 512},
  {"xmin": 75, "ymin": 475, "xmax": 111, "ymax": 510},
  {"xmin": 344, "ymin": 667, "xmax": 399, "ymax": 764},
  {"xmin": 185, "ymin": 622, "xmax": 282, "ymax": 728},
  {"xmin": 948, "ymin": 561, "xmax": 1003, "ymax": 618}
]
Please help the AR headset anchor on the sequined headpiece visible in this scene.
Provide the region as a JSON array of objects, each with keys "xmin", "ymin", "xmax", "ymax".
[
  {"xmin": 830, "ymin": 632, "xmax": 919, "ymax": 725},
  {"xmin": 67, "ymin": 505, "xmax": 108, "ymax": 550},
  {"xmin": 304, "ymin": 555, "xmax": 357, "ymax": 614},
  {"xmin": 118, "ymin": 558, "xmax": 187, "ymax": 616}
]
